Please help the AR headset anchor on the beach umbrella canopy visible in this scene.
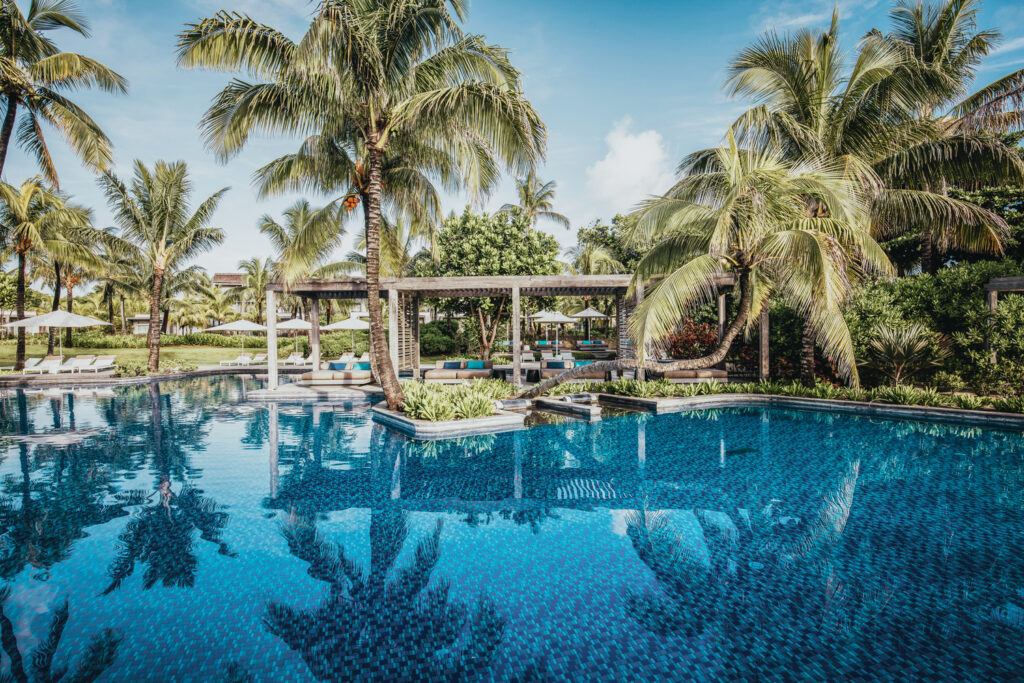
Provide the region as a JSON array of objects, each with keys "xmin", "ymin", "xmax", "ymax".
[
  {"xmin": 533, "ymin": 311, "xmax": 575, "ymax": 348},
  {"xmin": 573, "ymin": 307, "xmax": 607, "ymax": 341},
  {"xmin": 205, "ymin": 319, "xmax": 267, "ymax": 353},
  {"xmin": 529, "ymin": 309, "xmax": 553, "ymax": 319},
  {"xmin": 5, "ymin": 310, "xmax": 110, "ymax": 359},
  {"xmin": 323, "ymin": 314, "xmax": 369, "ymax": 349},
  {"xmin": 277, "ymin": 318, "xmax": 313, "ymax": 330}
]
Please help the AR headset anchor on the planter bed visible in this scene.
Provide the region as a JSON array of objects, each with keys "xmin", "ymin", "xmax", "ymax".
[{"xmin": 372, "ymin": 404, "xmax": 526, "ymax": 440}]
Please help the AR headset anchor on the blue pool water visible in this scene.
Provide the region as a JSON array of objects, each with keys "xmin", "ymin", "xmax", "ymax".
[{"xmin": 0, "ymin": 376, "xmax": 1022, "ymax": 681}]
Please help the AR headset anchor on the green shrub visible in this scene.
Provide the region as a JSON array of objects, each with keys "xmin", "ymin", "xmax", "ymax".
[
  {"xmin": 116, "ymin": 360, "xmax": 147, "ymax": 377},
  {"xmin": 949, "ymin": 393, "xmax": 989, "ymax": 410},
  {"xmin": 863, "ymin": 323, "xmax": 950, "ymax": 385},
  {"xmin": 452, "ymin": 392, "xmax": 494, "ymax": 419},
  {"xmin": 991, "ymin": 396, "xmax": 1024, "ymax": 413},
  {"xmin": 420, "ymin": 322, "xmax": 457, "ymax": 356},
  {"xmin": 403, "ymin": 390, "xmax": 457, "ymax": 421},
  {"xmin": 398, "ymin": 380, "xmax": 500, "ymax": 421}
]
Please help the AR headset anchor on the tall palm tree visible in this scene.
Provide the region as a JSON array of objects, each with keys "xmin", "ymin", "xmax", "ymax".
[
  {"xmin": 259, "ymin": 199, "xmax": 349, "ymax": 285},
  {"xmin": 0, "ymin": 0, "xmax": 127, "ymax": 184},
  {"xmin": 501, "ymin": 170, "xmax": 570, "ymax": 231},
  {"xmin": 177, "ymin": 0, "xmax": 546, "ymax": 409},
  {"xmin": 721, "ymin": 10, "xmax": 1020, "ymax": 382},
  {"xmin": 0, "ymin": 179, "xmax": 91, "ymax": 368},
  {"xmin": 92, "ymin": 229, "xmax": 135, "ymax": 334},
  {"xmin": 99, "ymin": 161, "xmax": 227, "ymax": 371},
  {"xmin": 523, "ymin": 134, "xmax": 891, "ymax": 397},
  {"xmin": 344, "ymin": 219, "xmax": 431, "ymax": 278},
  {"xmin": 234, "ymin": 256, "xmax": 271, "ymax": 324}
]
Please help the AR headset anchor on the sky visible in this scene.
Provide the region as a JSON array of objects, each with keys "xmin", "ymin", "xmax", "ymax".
[{"xmin": 7, "ymin": 0, "xmax": 1024, "ymax": 277}]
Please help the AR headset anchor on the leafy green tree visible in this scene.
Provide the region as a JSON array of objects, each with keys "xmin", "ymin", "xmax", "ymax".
[
  {"xmin": 0, "ymin": 179, "xmax": 92, "ymax": 368},
  {"xmin": 99, "ymin": 161, "xmax": 227, "ymax": 371},
  {"xmin": 177, "ymin": 0, "xmax": 546, "ymax": 410},
  {"xmin": 500, "ymin": 170, "xmax": 569, "ymax": 231},
  {"xmin": 575, "ymin": 214, "xmax": 643, "ymax": 271},
  {"xmin": 418, "ymin": 208, "xmax": 560, "ymax": 358},
  {"xmin": 0, "ymin": 0, "xmax": 127, "ymax": 184}
]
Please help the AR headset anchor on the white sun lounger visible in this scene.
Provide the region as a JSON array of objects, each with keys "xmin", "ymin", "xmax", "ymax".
[
  {"xmin": 80, "ymin": 356, "xmax": 117, "ymax": 373},
  {"xmin": 57, "ymin": 355, "xmax": 96, "ymax": 373},
  {"xmin": 23, "ymin": 356, "xmax": 61, "ymax": 374},
  {"xmin": 220, "ymin": 353, "xmax": 253, "ymax": 366}
]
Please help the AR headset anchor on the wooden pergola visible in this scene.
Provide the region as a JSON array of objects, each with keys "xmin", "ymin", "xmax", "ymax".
[
  {"xmin": 213, "ymin": 273, "xmax": 771, "ymax": 388},
  {"xmin": 984, "ymin": 276, "xmax": 1024, "ymax": 363}
]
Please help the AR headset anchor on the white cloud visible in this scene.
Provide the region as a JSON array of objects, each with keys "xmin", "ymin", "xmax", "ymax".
[
  {"xmin": 992, "ymin": 35, "xmax": 1024, "ymax": 55},
  {"xmin": 585, "ymin": 118, "xmax": 675, "ymax": 215},
  {"xmin": 754, "ymin": 0, "xmax": 880, "ymax": 32}
]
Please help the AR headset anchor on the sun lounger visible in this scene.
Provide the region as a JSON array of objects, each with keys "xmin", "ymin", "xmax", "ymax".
[
  {"xmin": 57, "ymin": 355, "xmax": 96, "ymax": 373},
  {"xmin": 249, "ymin": 353, "xmax": 267, "ymax": 364},
  {"xmin": 279, "ymin": 352, "xmax": 303, "ymax": 366},
  {"xmin": 81, "ymin": 356, "xmax": 117, "ymax": 373},
  {"xmin": 220, "ymin": 353, "xmax": 254, "ymax": 366},
  {"xmin": 9, "ymin": 358, "xmax": 40, "ymax": 373},
  {"xmin": 23, "ymin": 356, "xmax": 61, "ymax": 374}
]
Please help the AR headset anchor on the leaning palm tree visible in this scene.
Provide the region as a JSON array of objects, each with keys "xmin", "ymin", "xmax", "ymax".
[
  {"xmin": 522, "ymin": 134, "xmax": 892, "ymax": 397},
  {"xmin": 0, "ymin": 179, "xmax": 93, "ymax": 368},
  {"xmin": 0, "ymin": 0, "xmax": 127, "ymax": 184},
  {"xmin": 721, "ymin": 10, "xmax": 1019, "ymax": 382},
  {"xmin": 501, "ymin": 170, "xmax": 570, "ymax": 231},
  {"xmin": 177, "ymin": 0, "xmax": 546, "ymax": 409},
  {"xmin": 99, "ymin": 161, "xmax": 227, "ymax": 371}
]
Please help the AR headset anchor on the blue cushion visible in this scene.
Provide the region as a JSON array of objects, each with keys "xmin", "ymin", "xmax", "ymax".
[
  {"xmin": 576, "ymin": 360, "xmax": 593, "ymax": 366},
  {"xmin": 538, "ymin": 341, "xmax": 549, "ymax": 346},
  {"xmin": 580, "ymin": 340, "xmax": 591, "ymax": 345},
  {"xmin": 547, "ymin": 361, "xmax": 565, "ymax": 369},
  {"xmin": 443, "ymin": 361, "xmax": 463, "ymax": 369},
  {"xmin": 327, "ymin": 361, "xmax": 347, "ymax": 371},
  {"xmin": 351, "ymin": 362, "xmax": 371, "ymax": 371},
  {"xmin": 466, "ymin": 360, "xmax": 485, "ymax": 369}
]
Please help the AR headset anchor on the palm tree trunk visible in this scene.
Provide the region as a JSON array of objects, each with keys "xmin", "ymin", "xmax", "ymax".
[
  {"xmin": 106, "ymin": 288, "xmax": 115, "ymax": 335},
  {"xmin": 800, "ymin": 319, "xmax": 815, "ymax": 387},
  {"xmin": 119, "ymin": 295, "xmax": 127, "ymax": 335},
  {"xmin": 161, "ymin": 308, "xmax": 170, "ymax": 334},
  {"xmin": 147, "ymin": 267, "xmax": 164, "ymax": 372},
  {"xmin": 921, "ymin": 232, "xmax": 937, "ymax": 275},
  {"xmin": 64, "ymin": 284, "xmax": 73, "ymax": 349},
  {"xmin": 0, "ymin": 97, "xmax": 17, "ymax": 179},
  {"xmin": 14, "ymin": 252, "xmax": 26, "ymax": 370},
  {"xmin": 365, "ymin": 144, "xmax": 404, "ymax": 409},
  {"xmin": 47, "ymin": 264, "xmax": 61, "ymax": 355}
]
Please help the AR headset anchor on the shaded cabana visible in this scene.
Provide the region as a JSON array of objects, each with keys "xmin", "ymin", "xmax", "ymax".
[{"xmin": 213, "ymin": 273, "xmax": 771, "ymax": 388}]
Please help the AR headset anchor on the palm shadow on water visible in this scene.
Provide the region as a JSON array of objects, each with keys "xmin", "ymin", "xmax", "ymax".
[{"xmin": 0, "ymin": 585, "xmax": 120, "ymax": 682}]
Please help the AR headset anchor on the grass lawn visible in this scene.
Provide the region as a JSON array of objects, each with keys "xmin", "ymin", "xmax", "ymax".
[{"xmin": 0, "ymin": 344, "xmax": 255, "ymax": 367}]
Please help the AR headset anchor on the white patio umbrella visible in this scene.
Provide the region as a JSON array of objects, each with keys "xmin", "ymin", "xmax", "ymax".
[
  {"xmin": 573, "ymin": 307, "xmax": 608, "ymax": 341},
  {"xmin": 530, "ymin": 309, "xmax": 554, "ymax": 340},
  {"xmin": 533, "ymin": 311, "xmax": 576, "ymax": 350},
  {"xmin": 323, "ymin": 313, "xmax": 369, "ymax": 351},
  {"xmin": 205, "ymin": 319, "xmax": 267, "ymax": 354},
  {"xmin": 5, "ymin": 310, "xmax": 110, "ymax": 360},
  {"xmin": 277, "ymin": 318, "xmax": 312, "ymax": 331}
]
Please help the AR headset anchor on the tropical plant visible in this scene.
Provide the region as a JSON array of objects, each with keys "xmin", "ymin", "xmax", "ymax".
[
  {"xmin": 99, "ymin": 160, "xmax": 227, "ymax": 371},
  {"xmin": 523, "ymin": 133, "xmax": 891, "ymax": 397},
  {"xmin": 500, "ymin": 170, "xmax": 569, "ymax": 230},
  {"xmin": 258, "ymin": 199, "xmax": 349, "ymax": 285},
  {"xmin": 863, "ymin": 322, "xmax": 950, "ymax": 384},
  {"xmin": 0, "ymin": 0, "xmax": 127, "ymax": 183},
  {"xmin": 0, "ymin": 178, "xmax": 93, "ymax": 368},
  {"xmin": 177, "ymin": 0, "xmax": 546, "ymax": 410},
  {"xmin": 234, "ymin": 256, "xmax": 271, "ymax": 324}
]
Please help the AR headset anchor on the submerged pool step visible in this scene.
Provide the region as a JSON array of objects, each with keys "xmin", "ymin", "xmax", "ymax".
[{"xmin": 534, "ymin": 396, "xmax": 602, "ymax": 421}]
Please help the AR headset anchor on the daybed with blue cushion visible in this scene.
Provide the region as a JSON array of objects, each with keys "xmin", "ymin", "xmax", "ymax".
[
  {"xmin": 423, "ymin": 360, "xmax": 493, "ymax": 383},
  {"xmin": 300, "ymin": 361, "xmax": 374, "ymax": 386},
  {"xmin": 539, "ymin": 359, "xmax": 606, "ymax": 381}
]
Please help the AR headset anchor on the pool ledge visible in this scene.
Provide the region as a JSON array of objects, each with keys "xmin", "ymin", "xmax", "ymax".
[
  {"xmin": 596, "ymin": 392, "xmax": 1024, "ymax": 429},
  {"xmin": 371, "ymin": 404, "xmax": 527, "ymax": 440}
]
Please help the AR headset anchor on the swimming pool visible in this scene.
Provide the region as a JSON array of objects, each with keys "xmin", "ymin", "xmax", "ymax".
[{"xmin": 1, "ymin": 376, "xmax": 1022, "ymax": 680}]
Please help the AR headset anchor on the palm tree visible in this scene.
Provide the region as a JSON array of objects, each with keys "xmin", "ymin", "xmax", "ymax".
[
  {"xmin": 0, "ymin": 179, "xmax": 92, "ymax": 368},
  {"xmin": 0, "ymin": 0, "xmax": 127, "ymax": 184},
  {"xmin": 99, "ymin": 161, "xmax": 227, "ymax": 371},
  {"xmin": 234, "ymin": 256, "xmax": 271, "ymax": 324},
  {"xmin": 523, "ymin": 133, "xmax": 892, "ymax": 397},
  {"xmin": 721, "ymin": 10, "xmax": 1020, "ymax": 382},
  {"xmin": 259, "ymin": 199, "xmax": 350, "ymax": 285},
  {"xmin": 344, "ymin": 219, "xmax": 431, "ymax": 278},
  {"xmin": 501, "ymin": 170, "xmax": 570, "ymax": 230},
  {"xmin": 177, "ymin": 0, "xmax": 546, "ymax": 409},
  {"xmin": 93, "ymin": 229, "xmax": 136, "ymax": 334}
]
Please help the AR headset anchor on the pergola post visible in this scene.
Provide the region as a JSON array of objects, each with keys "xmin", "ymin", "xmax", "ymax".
[
  {"xmin": 267, "ymin": 288, "xmax": 278, "ymax": 390},
  {"xmin": 759, "ymin": 307, "xmax": 770, "ymax": 381},
  {"xmin": 388, "ymin": 289, "xmax": 399, "ymax": 376},
  {"xmin": 634, "ymin": 285, "xmax": 645, "ymax": 382},
  {"xmin": 717, "ymin": 291, "xmax": 727, "ymax": 370},
  {"xmin": 512, "ymin": 286, "xmax": 521, "ymax": 385},
  {"xmin": 987, "ymin": 289, "xmax": 998, "ymax": 364},
  {"xmin": 411, "ymin": 295, "xmax": 421, "ymax": 380},
  {"xmin": 310, "ymin": 297, "xmax": 321, "ymax": 370}
]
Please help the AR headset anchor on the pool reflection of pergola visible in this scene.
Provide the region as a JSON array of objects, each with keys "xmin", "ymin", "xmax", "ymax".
[{"xmin": 213, "ymin": 273, "xmax": 771, "ymax": 387}]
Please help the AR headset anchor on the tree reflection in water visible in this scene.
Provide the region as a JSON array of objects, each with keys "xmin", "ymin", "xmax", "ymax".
[
  {"xmin": 266, "ymin": 509, "xmax": 505, "ymax": 681},
  {"xmin": 103, "ymin": 383, "xmax": 235, "ymax": 593},
  {"xmin": 0, "ymin": 585, "xmax": 120, "ymax": 682}
]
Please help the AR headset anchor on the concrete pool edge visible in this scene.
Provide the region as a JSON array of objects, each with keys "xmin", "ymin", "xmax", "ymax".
[
  {"xmin": 596, "ymin": 392, "xmax": 1024, "ymax": 429},
  {"xmin": 371, "ymin": 404, "xmax": 527, "ymax": 440}
]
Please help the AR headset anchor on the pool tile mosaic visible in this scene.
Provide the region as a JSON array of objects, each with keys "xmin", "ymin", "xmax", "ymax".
[{"xmin": 0, "ymin": 377, "xmax": 1021, "ymax": 680}]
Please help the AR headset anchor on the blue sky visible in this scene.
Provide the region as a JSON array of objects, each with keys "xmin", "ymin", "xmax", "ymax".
[{"xmin": 8, "ymin": 0, "xmax": 1024, "ymax": 275}]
